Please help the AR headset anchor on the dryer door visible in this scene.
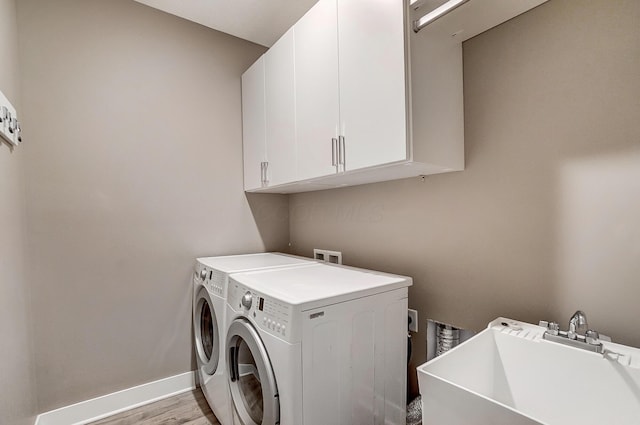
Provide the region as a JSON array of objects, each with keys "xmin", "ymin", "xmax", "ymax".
[
  {"xmin": 194, "ymin": 286, "xmax": 220, "ymax": 375},
  {"xmin": 226, "ymin": 318, "xmax": 279, "ymax": 425}
]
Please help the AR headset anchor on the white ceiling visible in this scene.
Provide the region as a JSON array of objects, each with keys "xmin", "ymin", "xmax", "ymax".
[{"xmin": 134, "ymin": 0, "xmax": 319, "ymax": 47}]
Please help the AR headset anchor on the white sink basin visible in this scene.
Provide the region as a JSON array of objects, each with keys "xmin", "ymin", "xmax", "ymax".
[{"xmin": 418, "ymin": 318, "xmax": 640, "ymax": 425}]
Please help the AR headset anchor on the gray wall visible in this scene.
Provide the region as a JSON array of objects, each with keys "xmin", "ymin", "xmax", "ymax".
[
  {"xmin": 17, "ymin": 0, "xmax": 287, "ymax": 412},
  {"xmin": 10, "ymin": 0, "xmax": 640, "ymax": 414},
  {"xmin": 289, "ymin": 0, "xmax": 640, "ymax": 394},
  {"xmin": 0, "ymin": 0, "xmax": 37, "ymax": 424}
]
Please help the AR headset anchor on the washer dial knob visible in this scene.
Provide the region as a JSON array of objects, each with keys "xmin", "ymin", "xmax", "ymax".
[
  {"xmin": 242, "ymin": 292, "xmax": 253, "ymax": 310},
  {"xmin": 200, "ymin": 269, "xmax": 207, "ymax": 280}
]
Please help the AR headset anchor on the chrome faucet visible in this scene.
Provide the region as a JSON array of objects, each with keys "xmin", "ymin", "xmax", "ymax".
[
  {"xmin": 568, "ymin": 310, "xmax": 588, "ymax": 339},
  {"xmin": 539, "ymin": 310, "xmax": 604, "ymax": 354}
]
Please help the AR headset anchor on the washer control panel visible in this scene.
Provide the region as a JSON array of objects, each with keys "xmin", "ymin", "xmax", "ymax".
[
  {"xmin": 193, "ymin": 263, "xmax": 225, "ymax": 297},
  {"xmin": 228, "ymin": 279, "xmax": 293, "ymax": 342},
  {"xmin": 193, "ymin": 263, "xmax": 206, "ymax": 284},
  {"xmin": 258, "ymin": 296, "xmax": 291, "ymax": 338}
]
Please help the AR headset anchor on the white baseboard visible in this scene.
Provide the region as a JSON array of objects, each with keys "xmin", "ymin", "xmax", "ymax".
[{"xmin": 35, "ymin": 371, "xmax": 197, "ymax": 425}]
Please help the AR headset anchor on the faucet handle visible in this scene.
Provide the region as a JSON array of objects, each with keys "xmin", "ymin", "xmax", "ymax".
[
  {"xmin": 586, "ymin": 330, "xmax": 600, "ymax": 345},
  {"xmin": 547, "ymin": 321, "xmax": 560, "ymax": 336}
]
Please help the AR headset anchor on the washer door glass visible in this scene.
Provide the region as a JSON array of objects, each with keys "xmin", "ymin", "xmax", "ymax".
[
  {"xmin": 195, "ymin": 287, "xmax": 220, "ymax": 375},
  {"xmin": 227, "ymin": 319, "xmax": 279, "ymax": 425}
]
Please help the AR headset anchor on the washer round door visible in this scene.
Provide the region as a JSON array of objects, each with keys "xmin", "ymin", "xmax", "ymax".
[
  {"xmin": 194, "ymin": 286, "xmax": 220, "ymax": 375},
  {"xmin": 226, "ymin": 318, "xmax": 279, "ymax": 425}
]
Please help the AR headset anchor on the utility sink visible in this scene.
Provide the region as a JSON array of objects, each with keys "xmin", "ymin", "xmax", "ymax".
[{"xmin": 418, "ymin": 318, "xmax": 640, "ymax": 425}]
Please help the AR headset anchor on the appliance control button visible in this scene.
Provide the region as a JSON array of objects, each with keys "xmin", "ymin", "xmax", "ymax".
[
  {"xmin": 281, "ymin": 325, "xmax": 286, "ymax": 335},
  {"xmin": 276, "ymin": 324, "xmax": 281, "ymax": 332},
  {"xmin": 200, "ymin": 269, "xmax": 207, "ymax": 280},
  {"xmin": 263, "ymin": 317, "xmax": 267, "ymax": 325},
  {"xmin": 241, "ymin": 292, "xmax": 253, "ymax": 310}
]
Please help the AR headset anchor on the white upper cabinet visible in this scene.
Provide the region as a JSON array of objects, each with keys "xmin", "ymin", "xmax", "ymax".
[
  {"xmin": 241, "ymin": 0, "xmax": 548, "ymax": 193},
  {"xmin": 242, "ymin": 57, "xmax": 266, "ymax": 191},
  {"xmin": 265, "ymin": 28, "xmax": 297, "ymax": 187},
  {"xmin": 337, "ymin": 0, "xmax": 407, "ymax": 172},
  {"xmin": 294, "ymin": 0, "xmax": 341, "ymax": 181}
]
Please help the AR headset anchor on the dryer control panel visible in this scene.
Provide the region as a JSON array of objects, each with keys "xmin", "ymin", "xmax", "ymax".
[{"xmin": 228, "ymin": 279, "xmax": 296, "ymax": 343}]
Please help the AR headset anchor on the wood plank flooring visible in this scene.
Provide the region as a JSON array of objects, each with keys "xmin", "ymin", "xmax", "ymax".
[{"xmin": 88, "ymin": 389, "xmax": 220, "ymax": 425}]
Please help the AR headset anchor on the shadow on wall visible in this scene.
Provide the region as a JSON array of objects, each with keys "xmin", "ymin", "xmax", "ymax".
[
  {"xmin": 290, "ymin": 197, "xmax": 385, "ymax": 225},
  {"xmin": 246, "ymin": 193, "xmax": 290, "ymax": 252},
  {"xmin": 553, "ymin": 145, "xmax": 640, "ymax": 345}
]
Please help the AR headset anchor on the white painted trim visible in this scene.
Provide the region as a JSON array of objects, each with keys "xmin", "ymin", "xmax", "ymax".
[{"xmin": 35, "ymin": 371, "xmax": 197, "ymax": 425}]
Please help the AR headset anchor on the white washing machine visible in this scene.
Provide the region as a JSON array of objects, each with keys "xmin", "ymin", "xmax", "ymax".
[
  {"xmin": 225, "ymin": 262, "xmax": 412, "ymax": 425},
  {"xmin": 192, "ymin": 253, "xmax": 316, "ymax": 425}
]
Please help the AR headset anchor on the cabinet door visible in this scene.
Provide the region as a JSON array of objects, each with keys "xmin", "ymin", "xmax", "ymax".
[
  {"xmin": 242, "ymin": 56, "xmax": 266, "ymax": 191},
  {"xmin": 338, "ymin": 0, "xmax": 408, "ymax": 171},
  {"xmin": 265, "ymin": 28, "xmax": 297, "ymax": 186},
  {"xmin": 295, "ymin": 0, "xmax": 340, "ymax": 180}
]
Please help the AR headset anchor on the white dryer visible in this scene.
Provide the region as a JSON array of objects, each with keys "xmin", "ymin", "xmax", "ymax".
[
  {"xmin": 192, "ymin": 253, "xmax": 316, "ymax": 425},
  {"xmin": 225, "ymin": 263, "xmax": 412, "ymax": 425}
]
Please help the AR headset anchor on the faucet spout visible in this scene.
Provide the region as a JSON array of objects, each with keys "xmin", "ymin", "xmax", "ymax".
[{"xmin": 569, "ymin": 310, "xmax": 588, "ymax": 339}]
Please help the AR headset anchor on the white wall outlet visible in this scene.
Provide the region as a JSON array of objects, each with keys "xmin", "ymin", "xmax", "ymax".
[
  {"xmin": 408, "ymin": 309, "xmax": 418, "ymax": 332},
  {"xmin": 313, "ymin": 249, "xmax": 342, "ymax": 264}
]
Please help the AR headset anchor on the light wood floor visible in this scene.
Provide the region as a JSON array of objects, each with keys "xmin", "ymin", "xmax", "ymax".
[{"xmin": 88, "ymin": 389, "xmax": 220, "ymax": 425}]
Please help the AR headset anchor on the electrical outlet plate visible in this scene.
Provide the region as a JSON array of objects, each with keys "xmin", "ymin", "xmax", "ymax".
[
  {"xmin": 408, "ymin": 309, "xmax": 418, "ymax": 332},
  {"xmin": 313, "ymin": 249, "xmax": 342, "ymax": 264}
]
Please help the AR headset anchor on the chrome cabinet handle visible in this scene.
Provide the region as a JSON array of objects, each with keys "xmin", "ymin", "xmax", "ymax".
[
  {"xmin": 331, "ymin": 138, "xmax": 338, "ymax": 166},
  {"xmin": 338, "ymin": 135, "xmax": 345, "ymax": 167},
  {"xmin": 260, "ymin": 161, "xmax": 269, "ymax": 185}
]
